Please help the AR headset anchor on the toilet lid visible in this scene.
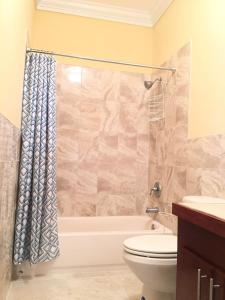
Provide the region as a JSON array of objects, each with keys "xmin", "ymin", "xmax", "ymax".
[{"xmin": 123, "ymin": 235, "xmax": 177, "ymax": 257}]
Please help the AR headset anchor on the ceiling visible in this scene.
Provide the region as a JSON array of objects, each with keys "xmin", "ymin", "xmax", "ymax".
[{"xmin": 37, "ymin": 0, "xmax": 174, "ymax": 27}]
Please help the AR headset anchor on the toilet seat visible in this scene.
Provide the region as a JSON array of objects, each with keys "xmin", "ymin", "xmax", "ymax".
[
  {"xmin": 124, "ymin": 248, "xmax": 177, "ymax": 258},
  {"xmin": 123, "ymin": 235, "xmax": 177, "ymax": 259}
]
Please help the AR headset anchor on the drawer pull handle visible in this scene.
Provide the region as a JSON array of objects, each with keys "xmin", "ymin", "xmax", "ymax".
[
  {"xmin": 209, "ymin": 278, "xmax": 220, "ymax": 300},
  {"xmin": 197, "ymin": 269, "xmax": 207, "ymax": 300}
]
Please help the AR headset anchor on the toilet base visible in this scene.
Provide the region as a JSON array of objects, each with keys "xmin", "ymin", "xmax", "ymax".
[{"xmin": 142, "ymin": 285, "xmax": 175, "ymax": 300}]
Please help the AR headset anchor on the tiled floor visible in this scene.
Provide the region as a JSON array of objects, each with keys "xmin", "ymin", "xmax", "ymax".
[{"xmin": 8, "ymin": 265, "xmax": 142, "ymax": 300}]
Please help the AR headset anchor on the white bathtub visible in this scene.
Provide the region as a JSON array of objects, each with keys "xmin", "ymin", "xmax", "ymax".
[{"xmin": 52, "ymin": 216, "xmax": 172, "ymax": 268}]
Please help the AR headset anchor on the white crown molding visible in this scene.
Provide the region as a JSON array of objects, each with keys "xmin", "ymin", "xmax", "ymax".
[
  {"xmin": 149, "ymin": 0, "xmax": 173, "ymax": 25},
  {"xmin": 37, "ymin": 0, "xmax": 173, "ymax": 27}
]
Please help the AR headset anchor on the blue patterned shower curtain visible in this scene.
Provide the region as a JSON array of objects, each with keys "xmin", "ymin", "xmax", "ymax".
[{"xmin": 14, "ymin": 53, "xmax": 59, "ymax": 264}]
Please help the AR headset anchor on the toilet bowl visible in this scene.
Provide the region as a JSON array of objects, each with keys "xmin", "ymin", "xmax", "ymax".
[{"xmin": 123, "ymin": 234, "xmax": 177, "ymax": 300}]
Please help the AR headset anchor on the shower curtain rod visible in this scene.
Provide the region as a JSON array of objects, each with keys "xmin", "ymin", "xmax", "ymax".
[{"xmin": 26, "ymin": 48, "xmax": 176, "ymax": 73}]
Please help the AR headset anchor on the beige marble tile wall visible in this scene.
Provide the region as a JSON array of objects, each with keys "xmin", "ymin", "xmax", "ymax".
[
  {"xmin": 148, "ymin": 43, "xmax": 225, "ymax": 232},
  {"xmin": 0, "ymin": 113, "xmax": 20, "ymax": 300},
  {"xmin": 56, "ymin": 66, "xmax": 150, "ymax": 216}
]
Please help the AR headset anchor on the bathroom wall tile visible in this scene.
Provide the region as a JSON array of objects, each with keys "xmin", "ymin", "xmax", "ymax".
[
  {"xmin": 156, "ymin": 129, "xmax": 166, "ymax": 166},
  {"xmin": 186, "ymin": 168, "xmax": 202, "ymax": 196},
  {"xmin": 101, "ymin": 100, "xmax": 120, "ymax": 135},
  {"xmin": 177, "ymin": 42, "xmax": 191, "ymax": 58},
  {"xmin": 149, "ymin": 125, "xmax": 158, "ymax": 164},
  {"xmin": 137, "ymin": 134, "xmax": 149, "ymax": 164},
  {"xmin": 156, "ymin": 213, "xmax": 178, "ymax": 234},
  {"xmin": 172, "ymin": 124, "xmax": 188, "ymax": 166},
  {"xmin": 57, "ymin": 65, "xmax": 83, "ymax": 96},
  {"xmin": 175, "ymin": 44, "xmax": 191, "ymax": 94},
  {"xmin": 0, "ymin": 113, "xmax": 20, "ymax": 300},
  {"xmin": 119, "ymin": 72, "xmax": 145, "ymax": 105},
  {"xmin": 187, "ymin": 135, "xmax": 225, "ymax": 169},
  {"xmin": 118, "ymin": 134, "xmax": 137, "ymax": 161},
  {"xmin": 57, "ymin": 66, "xmax": 150, "ymax": 216},
  {"xmin": 115, "ymin": 157, "xmax": 137, "ymax": 194},
  {"xmin": 149, "ymin": 42, "xmax": 225, "ymax": 232},
  {"xmin": 78, "ymin": 102, "xmax": 104, "ymax": 133},
  {"xmin": 78, "ymin": 130, "xmax": 98, "ymax": 162},
  {"xmin": 82, "ymin": 67, "xmax": 120, "ymax": 103},
  {"xmin": 75, "ymin": 193, "xmax": 97, "ymax": 216},
  {"xmin": 119, "ymin": 73, "xmax": 148, "ymax": 135},
  {"xmin": 218, "ymin": 135, "xmax": 225, "ymax": 169},
  {"xmin": 119, "ymin": 103, "xmax": 138, "ymax": 135},
  {"xmin": 149, "ymin": 163, "xmax": 163, "ymax": 190},
  {"xmin": 148, "ymin": 43, "xmax": 191, "ymax": 229},
  {"xmin": 0, "ymin": 190, "xmax": 8, "ymax": 231},
  {"xmin": 57, "ymin": 160, "xmax": 78, "ymax": 189},
  {"xmin": 57, "ymin": 190, "xmax": 77, "ymax": 217},
  {"xmin": 76, "ymin": 161, "xmax": 98, "ymax": 195},
  {"xmin": 163, "ymin": 125, "xmax": 187, "ymax": 166},
  {"xmin": 199, "ymin": 168, "xmax": 225, "ymax": 199},
  {"xmin": 0, "ymin": 116, "xmax": 16, "ymax": 162},
  {"xmin": 97, "ymin": 161, "xmax": 119, "ymax": 194},
  {"xmin": 187, "ymin": 167, "xmax": 225, "ymax": 199},
  {"xmin": 56, "ymin": 67, "xmax": 81, "ymax": 130},
  {"xmin": 98, "ymin": 134, "xmax": 118, "ymax": 163},
  {"xmin": 57, "ymin": 129, "xmax": 79, "ymax": 161},
  {"xmin": 162, "ymin": 166, "xmax": 174, "ymax": 204},
  {"xmin": 96, "ymin": 193, "xmax": 136, "ymax": 216},
  {"xmin": 0, "ymin": 162, "xmax": 10, "ymax": 191},
  {"xmin": 135, "ymin": 193, "xmax": 149, "ymax": 215},
  {"xmin": 136, "ymin": 105, "xmax": 149, "ymax": 135},
  {"xmin": 164, "ymin": 129, "xmax": 174, "ymax": 166},
  {"xmin": 175, "ymin": 95, "xmax": 189, "ymax": 128},
  {"xmin": 56, "ymin": 102, "xmax": 79, "ymax": 131},
  {"xmin": 56, "ymin": 160, "xmax": 77, "ymax": 216},
  {"xmin": 164, "ymin": 90, "xmax": 176, "ymax": 130},
  {"xmin": 136, "ymin": 162, "xmax": 148, "ymax": 193},
  {"xmin": 165, "ymin": 166, "xmax": 187, "ymax": 204}
]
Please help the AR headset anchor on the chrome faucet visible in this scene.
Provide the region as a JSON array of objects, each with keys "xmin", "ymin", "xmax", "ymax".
[{"xmin": 146, "ymin": 207, "xmax": 159, "ymax": 214}]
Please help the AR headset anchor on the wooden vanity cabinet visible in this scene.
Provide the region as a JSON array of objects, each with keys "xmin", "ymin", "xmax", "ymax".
[
  {"xmin": 173, "ymin": 204, "xmax": 225, "ymax": 300},
  {"xmin": 177, "ymin": 247, "xmax": 225, "ymax": 300}
]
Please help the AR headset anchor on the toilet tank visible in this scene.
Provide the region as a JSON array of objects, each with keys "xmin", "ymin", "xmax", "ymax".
[{"xmin": 183, "ymin": 196, "xmax": 225, "ymax": 204}]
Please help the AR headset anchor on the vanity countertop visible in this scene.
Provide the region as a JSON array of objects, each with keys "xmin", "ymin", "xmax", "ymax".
[{"xmin": 172, "ymin": 202, "xmax": 225, "ymax": 238}]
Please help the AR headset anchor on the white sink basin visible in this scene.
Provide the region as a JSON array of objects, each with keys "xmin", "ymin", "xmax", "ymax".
[{"xmin": 181, "ymin": 202, "xmax": 225, "ymax": 221}]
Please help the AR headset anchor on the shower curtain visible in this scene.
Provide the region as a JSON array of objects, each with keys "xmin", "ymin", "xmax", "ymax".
[{"xmin": 13, "ymin": 53, "xmax": 59, "ymax": 264}]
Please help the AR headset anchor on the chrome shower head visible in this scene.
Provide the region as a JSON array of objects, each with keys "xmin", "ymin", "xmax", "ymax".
[
  {"xmin": 144, "ymin": 81, "xmax": 154, "ymax": 90},
  {"xmin": 144, "ymin": 77, "xmax": 162, "ymax": 90}
]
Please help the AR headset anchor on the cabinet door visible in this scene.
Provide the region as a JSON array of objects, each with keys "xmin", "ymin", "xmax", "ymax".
[
  {"xmin": 176, "ymin": 247, "xmax": 210, "ymax": 300},
  {"xmin": 177, "ymin": 247, "xmax": 225, "ymax": 300},
  {"xmin": 209, "ymin": 268, "xmax": 225, "ymax": 300}
]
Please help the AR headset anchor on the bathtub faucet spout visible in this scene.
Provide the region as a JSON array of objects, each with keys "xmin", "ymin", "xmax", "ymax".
[{"xmin": 145, "ymin": 207, "xmax": 159, "ymax": 214}]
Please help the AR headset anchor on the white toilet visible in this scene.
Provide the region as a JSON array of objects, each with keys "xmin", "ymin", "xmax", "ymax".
[
  {"xmin": 123, "ymin": 196, "xmax": 225, "ymax": 300},
  {"xmin": 123, "ymin": 234, "xmax": 177, "ymax": 300}
]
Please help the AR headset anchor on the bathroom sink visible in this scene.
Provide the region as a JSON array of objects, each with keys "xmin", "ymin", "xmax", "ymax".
[{"xmin": 180, "ymin": 202, "xmax": 225, "ymax": 221}]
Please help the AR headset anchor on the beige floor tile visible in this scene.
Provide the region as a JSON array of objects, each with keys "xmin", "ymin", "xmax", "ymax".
[{"xmin": 8, "ymin": 265, "xmax": 142, "ymax": 300}]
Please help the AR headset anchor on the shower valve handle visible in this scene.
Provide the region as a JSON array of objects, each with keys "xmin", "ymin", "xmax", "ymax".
[{"xmin": 150, "ymin": 182, "xmax": 162, "ymax": 198}]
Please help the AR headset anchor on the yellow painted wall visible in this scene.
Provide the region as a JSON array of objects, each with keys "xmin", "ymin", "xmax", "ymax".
[
  {"xmin": 31, "ymin": 10, "xmax": 153, "ymax": 73},
  {"xmin": 0, "ymin": 0, "xmax": 35, "ymax": 127},
  {"xmin": 153, "ymin": 0, "xmax": 225, "ymax": 137},
  {"xmin": 2, "ymin": 1, "xmax": 224, "ymax": 136}
]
